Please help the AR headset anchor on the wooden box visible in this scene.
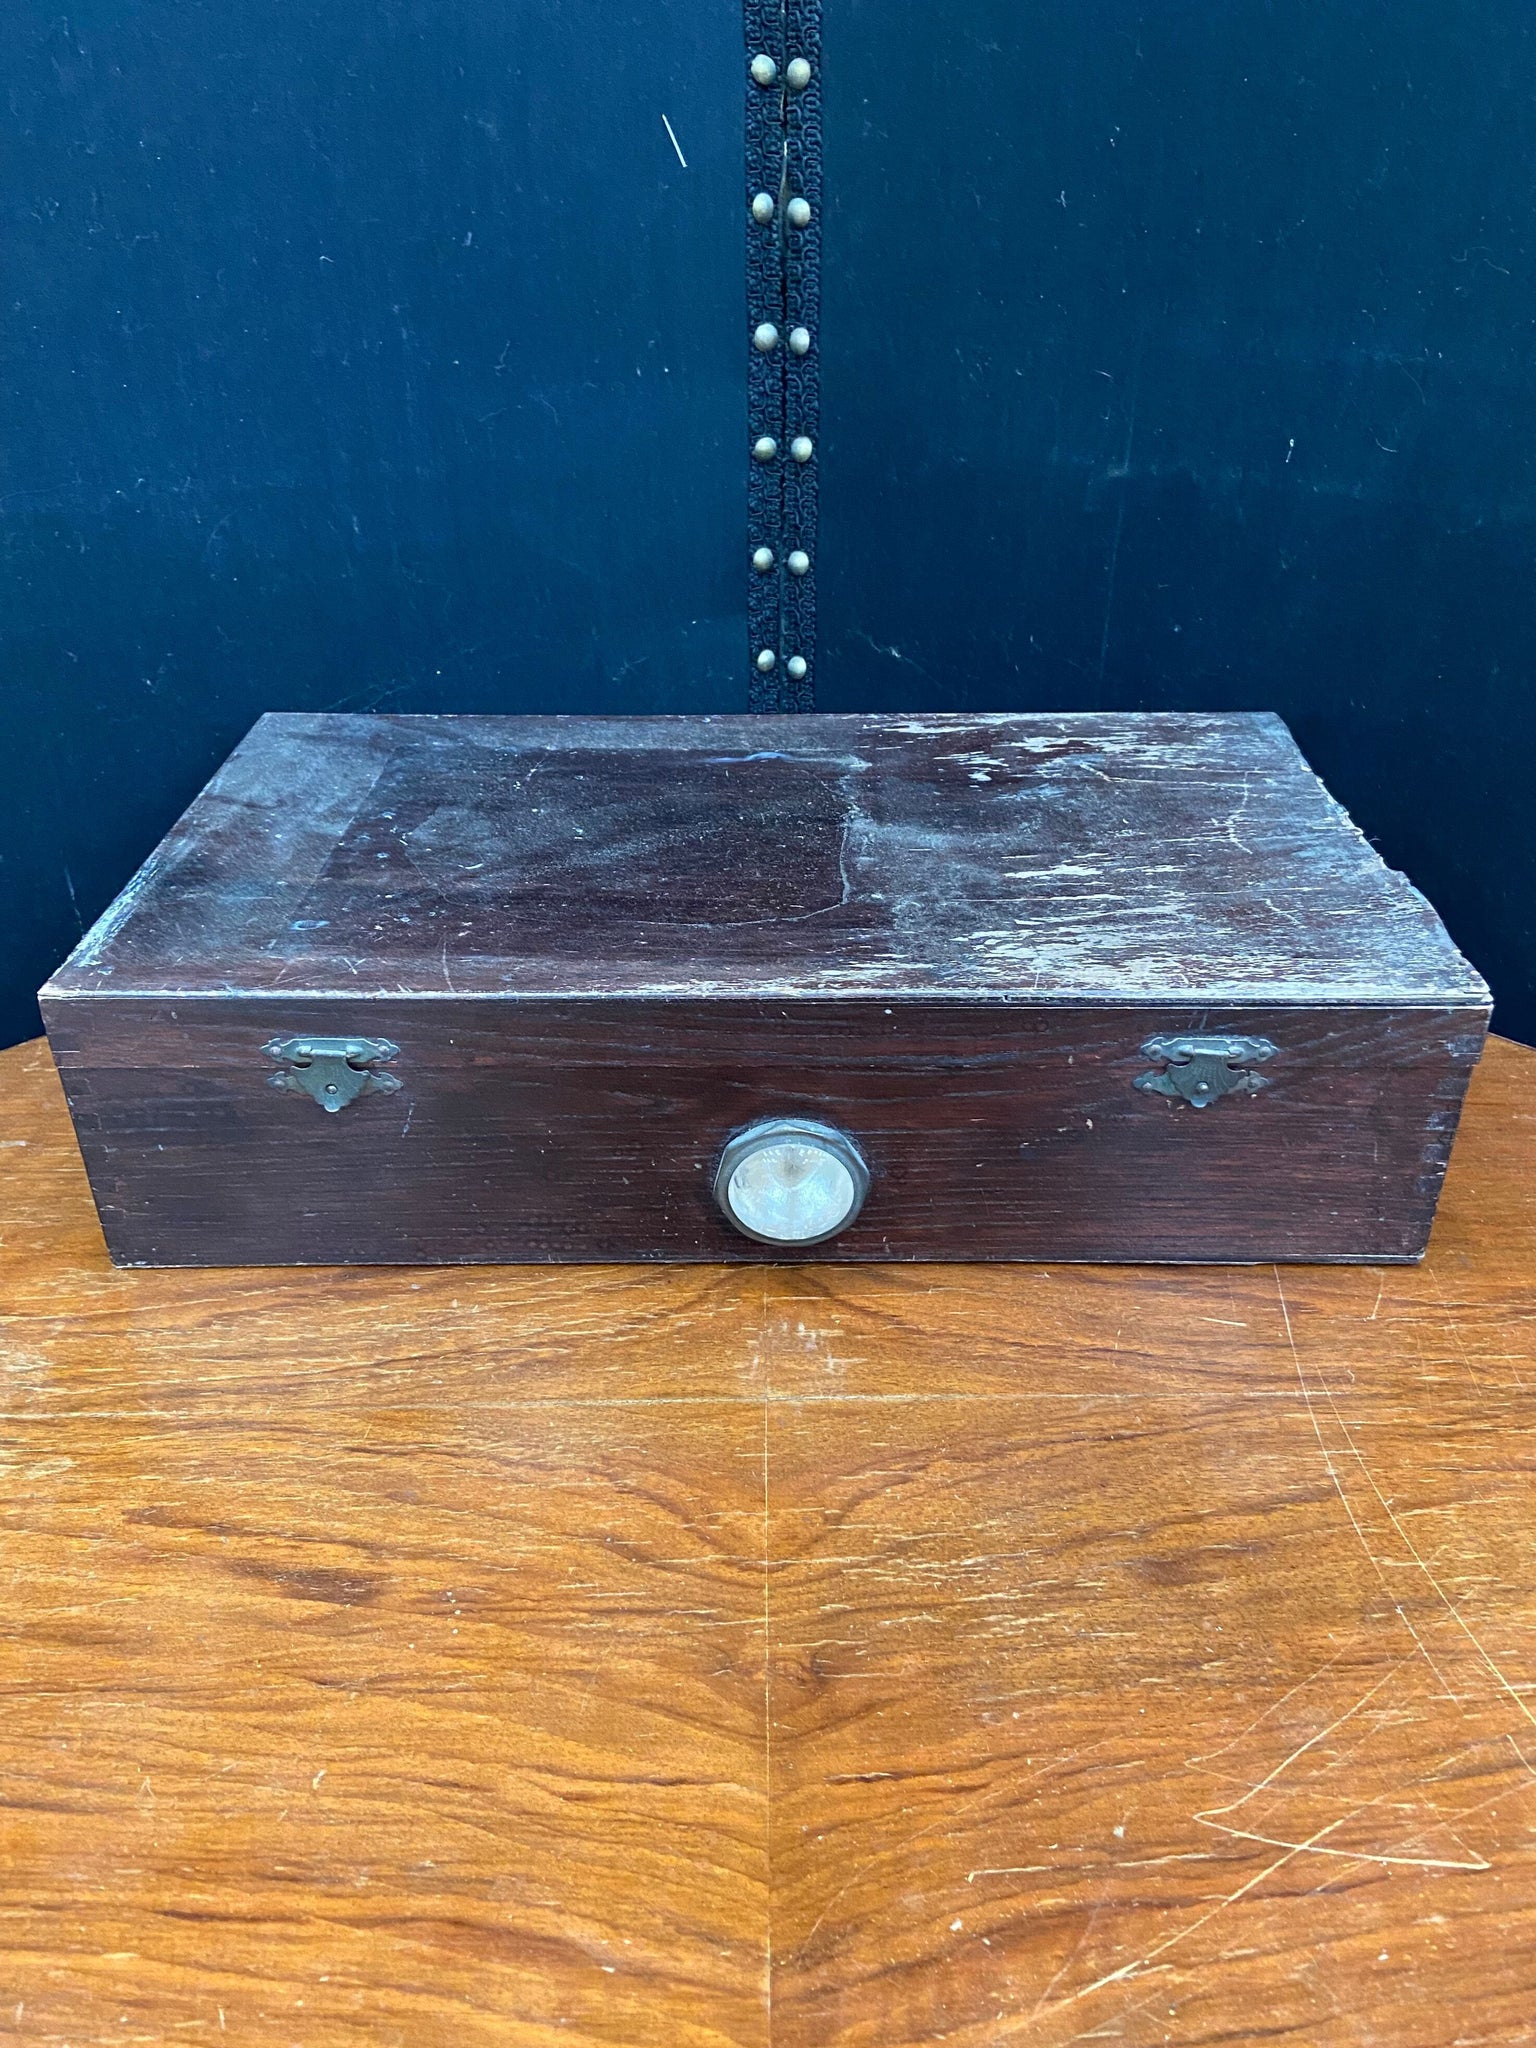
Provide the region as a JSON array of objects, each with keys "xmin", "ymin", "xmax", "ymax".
[{"xmin": 42, "ymin": 712, "xmax": 1489, "ymax": 1266}]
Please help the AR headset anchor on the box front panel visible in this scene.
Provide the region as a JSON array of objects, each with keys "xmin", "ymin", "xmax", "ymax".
[{"xmin": 43, "ymin": 998, "xmax": 1486, "ymax": 1266}]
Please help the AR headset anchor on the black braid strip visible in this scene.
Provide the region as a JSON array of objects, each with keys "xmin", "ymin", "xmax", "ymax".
[
  {"xmin": 780, "ymin": 0, "xmax": 820, "ymax": 712},
  {"xmin": 744, "ymin": 0, "xmax": 821, "ymax": 712},
  {"xmin": 745, "ymin": 0, "xmax": 787, "ymax": 711}
]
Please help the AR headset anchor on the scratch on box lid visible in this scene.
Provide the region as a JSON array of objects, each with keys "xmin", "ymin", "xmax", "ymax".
[{"xmin": 42, "ymin": 711, "xmax": 1489, "ymax": 1008}]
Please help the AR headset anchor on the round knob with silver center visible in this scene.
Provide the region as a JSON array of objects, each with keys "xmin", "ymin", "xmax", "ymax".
[
  {"xmin": 752, "ymin": 435, "xmax": 778, "ymax": 462},
  {"xmin": 790, "ymin": 435, "xmax": 814, "ymax": 463},
  {"xmin": 750, "ymin": 53, "xmax": 778, "ymax": 86},
  {"xmin": 714, "ymin": 1119, "xmax": 869, "ymax": 1246},
  {"xmin": 786, "ymin": 197, "xmax": 812, "ymax": 229},
  {"xmin": 752, "ymin": 546, "xmax": 775, "ymax": 572},
  {"xmin": 786, "ymin": 57, "xmax": 812, "ymax": 90},
  {"xmin": 788, "ymin": 326, "xmax": 811, "ymax": 355},
  {"xmin": 753, "ymin": 322, "xmax": 780, "ymax": 352},
  {"xmin": 751, "ymin": 192, "xmax": 775, "ymax": 224},
  {"xmin": 787, "ymin": 549, "xmax": 810, "ymax": 576}
]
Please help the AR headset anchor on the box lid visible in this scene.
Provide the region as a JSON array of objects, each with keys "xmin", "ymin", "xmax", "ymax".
[{"xmin": 46, "ymin": 711, "xmax": 1488, "ymax": 1007}]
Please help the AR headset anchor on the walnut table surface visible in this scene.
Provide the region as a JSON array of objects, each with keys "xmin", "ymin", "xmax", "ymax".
[{"xmin": 2, "ymin": 1033, "xmax": 1534, "ymax": 2048}]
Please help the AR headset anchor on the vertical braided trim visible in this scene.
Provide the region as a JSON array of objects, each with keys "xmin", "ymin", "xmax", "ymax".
[
  {"xmin": 744, "ymin": 0, "xmax": 820, "ymax": 711},
  {"xmin": 745, "ymin": 0, "xmax": 788, "ymax": 710},
  {"xmin": 780, "ymin": 0, "xmax": 820, "ymax": 710}
]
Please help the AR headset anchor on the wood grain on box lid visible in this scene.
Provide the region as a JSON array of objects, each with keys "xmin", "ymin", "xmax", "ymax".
[{"xmin": 44, "ymin": 711, "xmax": 1487, "ymax": 1006}]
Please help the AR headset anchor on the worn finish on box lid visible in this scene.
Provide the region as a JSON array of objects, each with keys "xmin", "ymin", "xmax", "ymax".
[{"xmin": 45, "ymin": 711, "xmax": 1488, "ymax": 1007}]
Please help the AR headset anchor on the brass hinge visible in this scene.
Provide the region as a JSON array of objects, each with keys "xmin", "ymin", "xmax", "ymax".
[
  {"xmin": 263, "ymin": 1036, "xmax": 401, "ymax": 1113},
  {"xmin": 1134, "ymin": 1034, "xmax": 1277, "ymax": 1109}
]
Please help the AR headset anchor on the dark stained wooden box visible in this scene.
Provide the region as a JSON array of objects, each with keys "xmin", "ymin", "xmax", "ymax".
[{"xmin": 42, "ymin": 712, "xmax": 1489, "ymax": 1266}]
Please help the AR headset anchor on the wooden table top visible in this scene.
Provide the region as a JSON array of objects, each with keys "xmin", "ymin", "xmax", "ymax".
[{"xmin": 2, "ymin": 1032, "xmax": 1534, "ymax": 2048}]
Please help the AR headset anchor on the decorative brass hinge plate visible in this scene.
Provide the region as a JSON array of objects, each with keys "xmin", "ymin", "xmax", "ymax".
[
  {"xmin": 263, "ymin": 1036, "xmax": 401, "ymax": 1113},
  {"xmin": 1134, "ymin": 1033, "xmax": 1278, "ymax": 1109}
]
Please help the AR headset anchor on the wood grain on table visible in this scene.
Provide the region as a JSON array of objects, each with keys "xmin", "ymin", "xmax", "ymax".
[{"xmin": 2, "ymin": 1033, "xmax": 1534, "ymax": 2047}]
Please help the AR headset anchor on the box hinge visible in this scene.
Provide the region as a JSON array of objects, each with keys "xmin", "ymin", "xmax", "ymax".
[
  {"xmin": 1134, "ymin": 1034, "xmax": 1278, "ymax": 1108},
  {"xmin": 263, "ymin": 1036, "xmax": 401, "ymax": 1113}
]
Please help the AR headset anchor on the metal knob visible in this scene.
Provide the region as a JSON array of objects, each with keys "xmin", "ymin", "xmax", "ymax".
[{"xmin": 714, "ymin": 1119, "xmax": 870, "ymax": 1245}]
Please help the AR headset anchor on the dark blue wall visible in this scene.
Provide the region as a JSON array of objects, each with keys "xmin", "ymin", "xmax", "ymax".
[
  {"xmin": 5, "ymin": 0, "xmax": 1532, "ymax": 1049},
  {"xmin": 3, "ymin": 0, "xmax": 746, "ymax": 1050},
  {"xmin": 820, "ymin": 0, "xmax": 1535, "ymax": 1044}
]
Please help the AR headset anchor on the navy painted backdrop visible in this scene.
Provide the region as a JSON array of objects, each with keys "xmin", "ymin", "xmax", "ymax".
[{"xmin": 4, "ymin": 0, "xmax": 1531, "ymax": 1049}]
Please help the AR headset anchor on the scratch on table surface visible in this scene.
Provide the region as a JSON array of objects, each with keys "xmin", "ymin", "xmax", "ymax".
[
  {"xmin": 1028, "ymin": 1896, "xmax": 1108, "ymax": 2022},
  {"xmin": 1195, "ymin": 1661, "xmax": 1407, "ymax": 1813},
  {"xmin": 1193, "ymin": 1668, "xmax": 1495, "ymax": 1874},
  {"xmin": 1198, "ymin": 1822, "xmax": 1489, "ymax": 1873},
  {"xmin": 981, "ymin": 1280, "xmax": 1536, "ymax": 2029},
  {"xmin": 1274, "ymin": 1268, "xmax": 1536, "ymax": 1771},
  {"xmin": 1184, "ymin": 1647, "xmax": 1353, "ymax": 1768},
  {"xmin": 1014, "ymin": 1813, "xmax": 1383, "ymax": 2033},
  {"xmin": 1393, "ymin": 1604, "xmax": 1462, "ymax": 1707},
  {"xmin": 1423, "ymin": 1255, "xmax": 1520, "ymax": 1388},
  {"xmin": 1034, "ymin": 1765, "xmax": 1525, "ymax": 2035},
  {"xmin": 793, "ymin": 1742, "xmax": 1112, "ymax": 1958}
]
